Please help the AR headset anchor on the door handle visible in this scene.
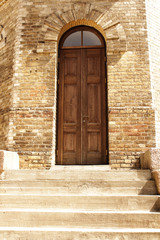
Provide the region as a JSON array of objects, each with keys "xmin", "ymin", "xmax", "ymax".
[{"xmin": 82, "ymin": 116, "xmax": 88, "ymax": 123}]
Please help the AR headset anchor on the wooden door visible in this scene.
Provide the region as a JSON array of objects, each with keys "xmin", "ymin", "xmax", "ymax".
[{"xmin": 57, "ymin": 48, "xmax": 106, "ymax": 165}]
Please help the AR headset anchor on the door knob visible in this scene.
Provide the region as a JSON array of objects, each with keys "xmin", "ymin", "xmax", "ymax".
[{"xmin": 82, "ymin": 116, "xmax": 88, "ymax": 123}]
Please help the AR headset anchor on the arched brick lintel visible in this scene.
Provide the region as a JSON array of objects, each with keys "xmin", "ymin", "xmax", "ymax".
[{"xmin": 57, "ymin": 19, "xmax": 107, "ymax": 44}]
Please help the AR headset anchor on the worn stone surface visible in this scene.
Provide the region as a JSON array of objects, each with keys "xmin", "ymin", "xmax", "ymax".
[
  {"xmin": 0, "ymin": 150, "xmax": 19, "ymax": 170},
  {"xmin": 141, "ymin": 148, "xmax": 160, "ymax": 170},
  {"xmin": 0, "ymin": 151, "xmax": 4, "ymax": 170},
  {"xmin": 0, "ymin": 0, "xmax": 159, "ymax": 169},
  {"xmin": 0, "ymin": 168, "xmax": 159, "ymax": 238},
  {"xmin": 1, "ymin": 231, "xmax": 160, "ymax": 240},
  {"xmin": 1, "ymin": 168, "xmax": 152, "ymax": 181},
  {"xmin": 141, "ymin": 148, "xmax": 160, "ymax": 195},
  {"xmin": 152, "ymin": 170, "xmax": 160, "ymax": 195}
]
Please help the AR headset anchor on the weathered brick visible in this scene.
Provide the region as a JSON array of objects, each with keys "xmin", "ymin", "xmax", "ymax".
[{"xmin": 0, "ymin": 0, "xmax": 159, "ymax": 169}]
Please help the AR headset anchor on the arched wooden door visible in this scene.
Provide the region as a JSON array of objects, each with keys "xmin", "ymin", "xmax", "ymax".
[{"xmin": 57, "ymin": 26, "xmax": 107, "ymax": 165}]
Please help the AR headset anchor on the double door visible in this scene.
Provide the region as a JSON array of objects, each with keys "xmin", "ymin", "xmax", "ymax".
[{"xmin": 57, "ymin": 48, "xmax": 106, "ymax": 165}]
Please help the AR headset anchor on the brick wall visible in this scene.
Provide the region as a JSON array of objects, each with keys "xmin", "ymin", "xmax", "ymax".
[
  {"xmin": 0, "ymin": 0, "xmax": 19, "ymax": 150},
  {"xmin": 0, "ymin": 0, "xmax": 156, "ymax": 169},
  {"xmin": 145, "ymin": 0, "xmax": 160, "ymax": 148}
]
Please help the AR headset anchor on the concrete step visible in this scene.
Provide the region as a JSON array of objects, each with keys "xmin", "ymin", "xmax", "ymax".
[
  {"xmin": 0, "ymin": 180, "xmax": 157, "ymax": 195},
  {"xmin": 0, "ymin": 195, "xmax": 159, "ymax": 211},
  {"xmin": 1, "ymin": 228, "xmax": 160, "ymax": 240},
  {"xmin": 1, "ymin": 209, "xmax": 160, "ymax": 228},
  {"xmin": 0, "ymin": 169, "xmax": 152, "ymax": 181},
  {"xmin": 0, "ymin": 168, "xmax": 159, "ymax": 239}
]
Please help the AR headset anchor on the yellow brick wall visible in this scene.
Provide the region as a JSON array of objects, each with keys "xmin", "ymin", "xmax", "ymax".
[
  {"xmin": 0, "ymin": 0, "xmax": 157, "ymax": 169},
  {"xmin": 0, "ymin": 0, "xmax": 19, "ymax": 150}
]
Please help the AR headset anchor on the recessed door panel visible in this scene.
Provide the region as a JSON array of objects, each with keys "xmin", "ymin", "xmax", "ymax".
[
  {"xmin": 63, "ymin": 132, "xmax": 76, "ymax": 152},
  {"xmin": 64, "ymin": 85, "xmax": 77, "ymax": 123},
  {"xmin": 87, "ymin": 84, "xmax": 101, "ymax": 123}
]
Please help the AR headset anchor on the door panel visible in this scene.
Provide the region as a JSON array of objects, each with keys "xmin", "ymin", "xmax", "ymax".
[
  {"xmin": 87, "ymin": 84, "xmax": 101, "ymax": 122},
  {"xmin": 88, "ymin": 132, "xmax": 101, "ymax": 152},
  {"xmin": 83, "ymin": 48, "xmax": 106, "ymax": 164},
  {"xmin": 64, "ymin": 85, "xmax": 77, "ymax": 123},
  {"xmin": 58, "ymin": 50, "xmax": 81, "ymax": 164},
  {"xmin": 57, "ymin": 48, "xmax": 106, "ymax": 165}
]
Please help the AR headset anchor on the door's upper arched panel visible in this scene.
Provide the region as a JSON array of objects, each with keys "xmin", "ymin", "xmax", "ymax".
[{"xmin": 60, "ymin": 26, "xmax": 105, "ymax": 49}]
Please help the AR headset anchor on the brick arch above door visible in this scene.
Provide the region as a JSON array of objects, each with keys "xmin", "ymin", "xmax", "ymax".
[
  {"xmin": 42, "ymin": 2, "xmax": 127, "ymax": 54},
  {"xmin": 57, "ymin": 20, "xmax": 107, "ymax": 44}
]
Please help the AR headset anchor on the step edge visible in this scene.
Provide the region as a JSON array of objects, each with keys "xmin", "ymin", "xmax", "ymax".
[
  {"xmin": 0, "ymin": 209, "xmax": 160, "ymax": 214},
  {"xmin": 0, "ymin": 227, "xmax": 160, "ymax": 233}
]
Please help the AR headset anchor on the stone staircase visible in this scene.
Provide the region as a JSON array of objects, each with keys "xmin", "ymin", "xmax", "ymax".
[{"xmin": 0, "ymin": 166, "xmax": 160, "ymax": 239}]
